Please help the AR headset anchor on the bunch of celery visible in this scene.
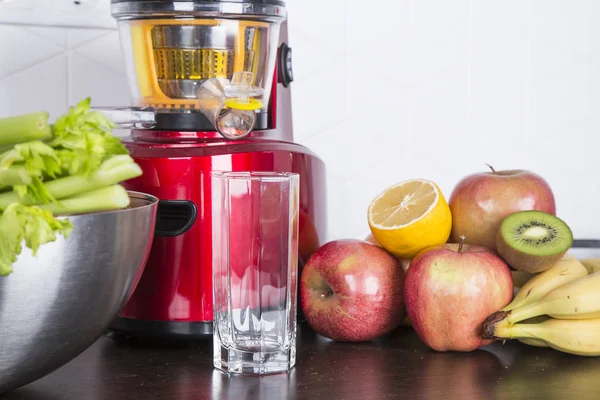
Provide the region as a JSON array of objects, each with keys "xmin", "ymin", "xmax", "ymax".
[{"xmin": 0, "ymin": 98, "xmax": 143, "ymax": 275}]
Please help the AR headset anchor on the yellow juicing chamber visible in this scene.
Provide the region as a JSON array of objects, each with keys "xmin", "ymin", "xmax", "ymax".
[{"xmin": 112, "ymin": 0, "xmax": 286, "ymax": 137}]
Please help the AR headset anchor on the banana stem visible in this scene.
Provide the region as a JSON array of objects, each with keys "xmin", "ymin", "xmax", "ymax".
[
  {"xmin": 502, "ymin": 296, "xmax": 535, "ymax": 312},
  {"xmin": 499, "ymin": 324, "xmax": 541, "ymax": 340},
  {"xmin": 501, "ymin": 301, "xmax": 520, "ymax": 312},
  {"xmin": 482, "ymin": 302, "xmax": 548, "ymax": 339},
  {"xmin": 483, "ymin": 317, "xmax": 544, "ymax": 340},
  {"xmin": 507, "ymin": 301, "xmax": 548, "ymax": 324},
  {"xmin": 482, "ymin": 312, "xmax": 510, "ymax": 339}
]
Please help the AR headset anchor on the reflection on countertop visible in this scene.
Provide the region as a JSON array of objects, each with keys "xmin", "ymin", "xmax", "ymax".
[{"xmin": 3, "ymin": 322, "xmax": 600, "ymax": 400}]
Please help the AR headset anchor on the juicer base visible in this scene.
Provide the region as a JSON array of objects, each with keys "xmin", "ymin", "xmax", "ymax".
[{"xmin": 109, "ymin": 318, "xmax": 213, "ymax": 340}]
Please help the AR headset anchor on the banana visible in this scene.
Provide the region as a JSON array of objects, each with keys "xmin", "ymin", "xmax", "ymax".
[
  {"xmin": 580, "ymin": 258, "xmax": 600, "ymax": 275},
  {"xmin": 503, "ymin": 255, "xmax": 588, "ymax": 311},
  {"xmin": 483, "ymin": 271, "xmax": 600, "ymax": 338},
  {"xmin": 518, "ymin": 337, "xmax": 549, "ymax": 348},
  {"xmin": 492, "ymin": 318, "xmax": 600, "ymax": 357},
  {"xmin": 517, "ymin": 316, "xmax": 550, "ymax": 348}
]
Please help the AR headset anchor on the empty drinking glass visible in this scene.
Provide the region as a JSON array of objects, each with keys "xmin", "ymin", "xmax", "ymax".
[{"xmin": 211, "ymin": 171, "xmax": 300, "ymax": 375}]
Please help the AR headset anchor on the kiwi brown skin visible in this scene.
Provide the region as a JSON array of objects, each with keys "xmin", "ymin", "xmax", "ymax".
[
  {"xmin": 510, "ymin": 270, "xmax": 536, "ymax": 288},
  {"xmin": 496, "ymin": 228, "xmax": 567, "ymax": 273}
]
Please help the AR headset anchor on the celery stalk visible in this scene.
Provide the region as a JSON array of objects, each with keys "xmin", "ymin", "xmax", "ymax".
[
  {"xmin": 0, "ymin": 168, "xmax": 32, "ymax": 190},
  {"xmin": 39, "ymin": 185, "xmax": 130, "ymax": 215},
  {"xmin": 0, "ymin": 157, "xmax": 142, "ymax": 208},
  {"xmin": 0, "ymin": 112, "xmax": 52, "ymax": 146},
  {"xmin": 42, "ymin": 160, "xmax": 141, "ymax": 200}
]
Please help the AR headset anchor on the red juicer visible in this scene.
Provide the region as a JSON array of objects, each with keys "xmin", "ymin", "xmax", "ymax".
[{"xmin": 107, "ymin": 0, "xmax": 327, "ymax": 339}]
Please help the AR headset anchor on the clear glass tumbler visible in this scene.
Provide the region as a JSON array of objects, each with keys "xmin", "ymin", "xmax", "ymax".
[{"xmin": 211, "ymin": 171, "xmax": 300, "ymax": 375}]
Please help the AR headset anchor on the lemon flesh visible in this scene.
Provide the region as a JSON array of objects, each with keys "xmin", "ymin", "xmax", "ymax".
[{"xmin": 368, "ymin": 179, "xmax": 452, "ymax": 258}]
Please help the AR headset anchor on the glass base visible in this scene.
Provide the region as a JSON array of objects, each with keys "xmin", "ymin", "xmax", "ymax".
[{"xmin": 213, "ymin": 335, "xmax": 296, "ymax": 375}]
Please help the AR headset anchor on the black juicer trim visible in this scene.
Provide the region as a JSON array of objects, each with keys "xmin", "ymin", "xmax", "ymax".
[
  {"xmin": 109, "ymin": 256, "xmax": 308, "ymax": 340},
  {"xmin": 155, "ymin": 200, "xmax": 198, "ymax": 237},
  {"xmin": 151, "ymin": 112, "xmax": 269, "ymax": 132},
  {"xmin": 110, "ymin": 0, "xmax": 286, "ymax": 6},
  {"xmin": 110, "ymin": 318, "xmax": 214, "ymax": 340},
  {"xmin": 278, "ymin": 43, "xmax": 294, "ymax": 87}
]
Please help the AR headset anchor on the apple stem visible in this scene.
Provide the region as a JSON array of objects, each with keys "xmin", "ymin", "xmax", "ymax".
[
  {"xmin": 458, "ymin": 236, "xmax": 466, "ymax": 253},
  {"xmin": 486, "ymin": 164, "xmax": 496, "ymax": 174}
]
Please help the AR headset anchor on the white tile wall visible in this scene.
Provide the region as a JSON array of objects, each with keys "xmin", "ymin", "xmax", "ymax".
[{"xmin": 1, "ymin": 0, "xmax": 599, "ymax": 242}]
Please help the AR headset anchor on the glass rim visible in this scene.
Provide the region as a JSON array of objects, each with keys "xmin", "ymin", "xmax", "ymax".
[{"xmin": 211, "ymin": 171, "xmax": 299, "ymax": 182}]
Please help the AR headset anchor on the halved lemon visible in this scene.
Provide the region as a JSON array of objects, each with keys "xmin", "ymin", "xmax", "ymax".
[{"xmin": 367, "ymin": 179, "xmax": 452, "ymax": 258}]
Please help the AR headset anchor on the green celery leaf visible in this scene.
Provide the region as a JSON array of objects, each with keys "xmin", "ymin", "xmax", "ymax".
[
  {"xmin": 50, "ymin": 98, "xmax": 127, "ymax": 176},
  {"xmin": 0, "ymin": 141, "xmax": 61, "ymax": 204},
  {"xmin": 0, "ymin": 140, "xmax": 61, "ymax": 178},
  {"xmin": 17, "ymin": 205, "xmax": 72, "ymax": 255},
  {"xmin": 0, "ymin": 205, "xmax": 24, "ymax": 276},
  {"xmin": 0, "ymin": 203, "xmax": 72, "ymax": 276}
]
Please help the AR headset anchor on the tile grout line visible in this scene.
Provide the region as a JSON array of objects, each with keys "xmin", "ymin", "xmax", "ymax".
[
  {"xmin": 14, "ymin": 25, "xmax": 112, "ymax": 53},
  {"xmin": 70, "ymin": 50, "xmax": 127, "ymax": 78},
  {"xmin": 66, "ymin": 27, "xmax": 73, "ymax": 107},
  {"xmin": 0, "ymin": 45, "xmax": 126, "ymax": 85},
  {"xmin": 405, "ymin": 0, "xmax": 413, "ymax": 177},
  {"xmin": 0, "ymin": 50, "xmax": 67, "ymax": 81},
  {"xmin": 66, "ymin": 47, "xmax": 72, "ymax": 107},
  {"xmin": 465, "ymin": 0, "xmax": 474, "ymax": 129},
  {"xmin": 524, "ymin": 0, "xmax": 533, "ymax": 145},
  {"xmin": 21, "ymin": 25, "xmax": 68, "ymax": 49},
  {"xmin": 67, "ymin": 30, "xmax": 113, "ymax": 52}
]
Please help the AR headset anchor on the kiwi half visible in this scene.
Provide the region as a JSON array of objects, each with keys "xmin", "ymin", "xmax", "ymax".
[{"xmin": 496, "ymin": 210, "xmax": 573, "ymax": 273}]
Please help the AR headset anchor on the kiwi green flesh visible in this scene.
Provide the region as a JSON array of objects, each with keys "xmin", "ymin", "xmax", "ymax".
[
  {"xmin": 500, "ymin": 210, "xmax": 573, "ymax": 256},
  {"xmin": 496, "ymin": 210, "xmax": 573, "ymax": 273}
]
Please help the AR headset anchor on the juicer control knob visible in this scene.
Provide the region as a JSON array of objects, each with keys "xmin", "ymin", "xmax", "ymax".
[{"xmin": 279, "ymin": 43, "xmax": 294, "ymax": 88}]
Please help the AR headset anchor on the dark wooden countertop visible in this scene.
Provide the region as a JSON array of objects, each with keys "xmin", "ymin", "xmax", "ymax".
[{"xmin": 2, "ymin": 322, "xmax": 600, "ymax": 400}]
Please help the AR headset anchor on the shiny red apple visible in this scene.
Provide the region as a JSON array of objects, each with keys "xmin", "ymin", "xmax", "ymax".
[
  {"xmin": 449, "ymin": 166, "xmax": 556, "ymax": 251},
  {"xmin": 300, "ymin": 239, "xmax": 406, "ymax": 342},
  {"xmin": 404, "ymin": 237, "xmax": 513, "ymax": 352},
  {"xmin": 364, "ymin": 232, "xmax": 412, "ymax": 273}
]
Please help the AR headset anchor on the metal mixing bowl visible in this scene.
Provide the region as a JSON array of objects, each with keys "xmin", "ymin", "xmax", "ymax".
[{"xmin": 0, "ymin": 191, "xmax": 158, "ymax": 394}]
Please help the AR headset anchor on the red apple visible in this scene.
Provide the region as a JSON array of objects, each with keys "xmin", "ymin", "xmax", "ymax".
[
  {"xmin": 404, "ymin": 237, "xmax": 513, "ymax": 352},
  {"xmin": 300, "ymin": 239, "xmax": 406, "ymax": 342},
  {"xmin": 364, "ymin": 232, "xmax": 412, "ymax": 273},
  {"xmin": 449, "ymin": 166, "xmax": 556, "ymax": 251}
]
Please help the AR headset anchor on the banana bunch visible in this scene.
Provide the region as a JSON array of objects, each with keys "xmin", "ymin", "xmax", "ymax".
[
  {"xmin": 482, "ymin": 255, "xmax": 600, "ymax": 356},
  {"xmin": 581, "ymin": 258, "xmax": 600, "ymax": 274}
]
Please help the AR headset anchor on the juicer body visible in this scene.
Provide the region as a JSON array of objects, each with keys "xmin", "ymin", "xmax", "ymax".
[
  {"xmin": 111, "ymin": 140, "xmax": 326, "ymax": 338},
  {"xmin": 108, "ymin": 10, "xmax": 327, "ymax": 338}
]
